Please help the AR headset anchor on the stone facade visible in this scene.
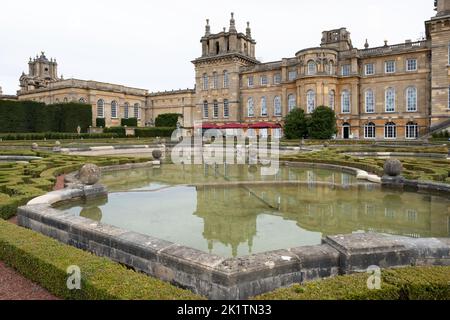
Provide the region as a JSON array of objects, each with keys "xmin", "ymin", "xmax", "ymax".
[{"xmin": 9, "ymin": 0, "xmax": 450, "ymax": 139}]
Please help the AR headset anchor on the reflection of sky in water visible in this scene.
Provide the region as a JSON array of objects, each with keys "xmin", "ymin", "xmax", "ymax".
[{"xmin": 59, "ymin": 165, "xmax": 450, "ymax": 258}]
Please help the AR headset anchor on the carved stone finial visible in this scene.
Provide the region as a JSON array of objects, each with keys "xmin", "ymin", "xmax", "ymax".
[
  {"xmin": 229, "ymin": 12, "xmax": 236, "ymax": 32},
  {"xmin": 364, "ymin": 39, "xmax": 369, "ymax": 49}
]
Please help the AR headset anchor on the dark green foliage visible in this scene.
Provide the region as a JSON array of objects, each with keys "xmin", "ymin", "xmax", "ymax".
[
  {"xmin": 0, "ymin": 132, "xmax": 118, "ymax": 141},
  {"xmin": 135, "ymin": 127, "xmax": 175, "ymax": 137},
  {"xmin": 96, "ymin": 118, "xmax": 105, "ymax": 128},
  {"xmin": 121, "ymin": 118, "xmax": 138, "ymax": 127},
  {"xmin": 104, "ymin": 127, "xmax": 126, "ymax": 137},
  {"xmin": 308, "ymin": 106, "xmax": 337, "ymax": 140},
  {"xmin": 283, "ymin": 108, "xmax": 308, "ymax": 139},
  {"xmin": 155, "ymin": 113, "xmax": 181, "ymax": 127},
  {"xmin": 0, "ymin": 100, "xmax": 92, "ymax": 133}
]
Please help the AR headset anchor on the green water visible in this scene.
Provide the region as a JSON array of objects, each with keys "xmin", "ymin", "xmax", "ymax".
[{"xmin": 57, "ymin": 164, "xmax": 450, "ymax": 258}]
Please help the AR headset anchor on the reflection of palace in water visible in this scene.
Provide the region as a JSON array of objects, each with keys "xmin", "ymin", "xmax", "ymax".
[{"xmin": 93, "ymin": 165, "xmax": 450, "ymax": 257}]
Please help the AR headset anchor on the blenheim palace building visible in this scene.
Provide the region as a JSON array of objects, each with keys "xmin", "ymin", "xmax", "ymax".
[{"xmin": 3, "ymin": 0, "xmax": 450, "ymax": 140}]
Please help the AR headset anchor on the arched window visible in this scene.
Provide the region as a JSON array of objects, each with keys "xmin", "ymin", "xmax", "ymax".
[
  {"xmin": 307, "ymin": 90, "xmax": 316, "ymax": 113},
  {"xmin": 55, "ymin": 98, "xmax": 60, "ymax": 103},
  {"xmin": 274, "ymin": 96, "xmax": 282, "ymax": 116},
  {"xmin": 134, "ymin": 103, "xmax": 140, "ymax": 119},
  {"xmin": 329, "ymin": 90, "xmax": 335, "ymax": 110},
  {"xmin": 63, "ymin": 97, "xmax": 68, "ymax": 103},
  {"xmin": 223, "ymin": 99, "xmax": 229, "ymax": 118},
  {"xmin": 307, "ymin": 60, "xmax": 316, "ymax": 75},
  {"xmin": 364, "ymin": 122, "xmax": 376, "ymax": 139},
  {"xmin": 288, "ymin": 94, "xmax": 296, "ymax": 112},
  {"xmin": 406, "ymin": 87, "xmax": 417, "ymax": 112},
  {"xmin": 215, "ymin": 42, "xmax": 220, "ymax": 54},
  {"xmin": 261, "ymin": 97, "xmax": 268, "ymax": 116},
  {"xmin": 97, "ymin": 99, "xmax": 104, "ymax": 118},
  {"xmin": 79, "ymin": 97, "xmax": 86, "ymax": 104},
  {"xmin": 124, "ymin": 102, "xmax": 129, "ymax": 119},
  {"xmin": 329, "ymin": 60, "xmax": 335, "ymax": 75},
  {"xmin": 203, "ymin": 101, "xmax": 208, "ymax": 118},
  {"xmin": 341, "ymin": 90, "xmax": 351, "ymax": 113},
  {"xmin": 385, "ymin": 88, "xmax": 396, "ymax": 112},
  {"xmin": 223, "ymin": 70, "xmax": 229, "ymax": 88},
  {"xmin": 365, "ymin": 89, "xmax": 375, "ymax": 113},
  {"xmin": 202, "ymin": 74, "xmax": 208, "ymax": 90},
  {"xmin": 247, "ymin": 98, "xmax": 255, "ymax": 117},
  {"xmin": 111, "ymin": 100, "xmax": 118, "ymax": 119},
  {"xmin": 213, "ymin": 100, "xmax": 219, "ymax": 118},
  {"xmin": 406, "ymin": 122, "xmax": 418, "ymax": 139},
  {"xmin": 212, "ymin": 72, "xmax": 218, "ymax": 89},
  {"xmin": 384, "ymin": 122, "xmax": 397, "ymax": 139}
]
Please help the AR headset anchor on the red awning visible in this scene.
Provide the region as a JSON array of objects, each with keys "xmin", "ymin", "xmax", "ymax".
[
  {"xmin": 195, "ymin": 123, "xmax": 221, "ymax": 129},
  {"xmin": 221, "ymin": 123, "xmax": 248, "ymax": 129},
  {"xmin": 248, "ymin": 122, "xmax": 282, "ymax": 129}
]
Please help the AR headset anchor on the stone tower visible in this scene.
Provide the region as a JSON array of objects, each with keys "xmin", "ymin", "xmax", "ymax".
[
  {"xmin": 320, "ymin": 28, "xmax": 353, "ymax": 51},
  {"xmin": 192, "ymin": 13, "xmax": 259, "ymax": 124},
  {"xmin": 19, "ymin": 52, "xmax": 59, "ymax": 93},
  {"xmin": 426, "ymin": 0, "xmax": 450, "ymax": 128}
]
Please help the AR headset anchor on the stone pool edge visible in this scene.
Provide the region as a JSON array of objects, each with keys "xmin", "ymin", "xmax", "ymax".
[{"xmin": 15, "ymin": 161, "xmax": 450, "ymax": 299}]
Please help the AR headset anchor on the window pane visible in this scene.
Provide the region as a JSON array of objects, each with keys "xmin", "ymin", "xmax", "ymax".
[
  {"xmin": 223, "ymin": 99, "xmax": 229, "ymax": 118},
  {"xmin": 341, "ymin": 91, "xmax": 350, "ymax": 113},
  {"xmin": 385, "ymin": 89, "xmax": 395, "ymax": 112},
  {"xmin": 203, "ymin": 101, "xmax": 208, "ymax": 118},
  {"xmin": 274, "ymin": 96, "xmax": 282, "ymax": 116},
  {"xmin": 407, "ymin": 87, "xmax": 417, "ymax": 111},
  {"xmin": 307, "ymin": 91, "xmax": 315, "ymax": 114},
  {"xmin": 261, "ymin": 97, "xmax": 267, "ymax": 116},
  {"xmin": 365, "ymin": 90, "xmax": 374, "ymax": 113}
]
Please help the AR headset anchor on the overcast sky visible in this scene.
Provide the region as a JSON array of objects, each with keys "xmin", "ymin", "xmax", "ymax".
[{"xmin": 0, "ymin": 0, "xmax": 435, "ymax": 95}]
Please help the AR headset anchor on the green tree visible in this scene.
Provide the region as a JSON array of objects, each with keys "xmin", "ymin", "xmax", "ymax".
[
  {"xmin": 155, "ymin": 113, "xmax": 182, "ymax": 127},
  {"xmin": 283, "ymin": 108, "xmax": 308, "ymax": 139},
  {"xmin": 308, "ymin": 106, "xmax": 337, "ymax": 139}
]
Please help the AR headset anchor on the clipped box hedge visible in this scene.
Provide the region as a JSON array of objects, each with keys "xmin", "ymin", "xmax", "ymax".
[
  {"xmin": 254, "ymin": 266, "xmax": 450, "ymax": 300},
  {"xmin": 0, "ymin": 219, "xmax": 202, "ymax": 300},
  {"xmin": 0, "ymin": 100, "xmax": 92, "ymax": 133},
  {"xmin": 135, "ymin": 127, "xmax": 175, "ymax": 138}
]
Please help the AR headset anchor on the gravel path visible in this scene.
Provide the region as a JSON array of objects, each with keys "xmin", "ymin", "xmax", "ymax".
[{"xmin": 0, "ymin": 261, "xmax": 59, "ymax": 300}]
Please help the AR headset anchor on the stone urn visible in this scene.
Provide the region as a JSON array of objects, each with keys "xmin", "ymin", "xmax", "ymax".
[
  {"xmin": 152, "ymin": 149, "xmax": 162, "ymax": 160},
  {"xmin": 383, "ymin": 159, "xmax": 403, "ymax": 177},
  {"xmin": 78, "ymin": 164, "xmax": 101, "ymax": 185}
]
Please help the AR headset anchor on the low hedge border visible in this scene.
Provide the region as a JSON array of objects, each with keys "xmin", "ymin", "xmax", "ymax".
[
  {"xmin": 253, "ymin": 266, "xmax": 450, "ymax": 300},
  {"xmin": 0, "ymin": 219, "xmax": 202, "ymax": 300},
  {"xmin": 0, "ymin": 151, "xmax": 149, "ymax": 220}
]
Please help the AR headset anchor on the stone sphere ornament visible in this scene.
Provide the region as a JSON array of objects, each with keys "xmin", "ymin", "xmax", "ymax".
[
  {"xmin": 31, "ymin": 143, "xmax": 38, "ymax": 150},
  {"xmin": 78, "ymin": 163, "xmax": 101, "ymax": 185},
  {"xmin": 55, "ymin": 141, "xmax": 61, "ymax": 146},
  {"xmin": 152, "ymin": 149, "xmax": 162, "ymax": 160},
  {"xmin": 383, "ymin": 159, "xmax": 403, "ymax": 177}
]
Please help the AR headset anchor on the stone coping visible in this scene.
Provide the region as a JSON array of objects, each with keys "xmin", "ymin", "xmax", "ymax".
[{"xmin": 345, "ymin": 152, "xmax": 448, "ymax": 159}]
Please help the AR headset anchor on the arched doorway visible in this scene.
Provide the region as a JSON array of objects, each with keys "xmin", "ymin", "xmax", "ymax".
[{"xmin": 342, "ymin": 122, "xmax": 351, "ymax": 139}]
